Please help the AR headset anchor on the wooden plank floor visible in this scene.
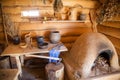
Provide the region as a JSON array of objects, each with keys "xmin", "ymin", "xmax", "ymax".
[
  {"xmin": 0, "ymin": 69, "xmax": 19, "ymax": 80},
  {"xmin": 22, "ymin": 67, "xmax": 46, "ymax": 80},
  {"xmin": 21, "ymin": 58, "xmax": 47, "ymax": 80}
]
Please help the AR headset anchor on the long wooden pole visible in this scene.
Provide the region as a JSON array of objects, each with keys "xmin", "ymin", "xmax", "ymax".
[
  {"xmin": 15, "ymin": 56, "xmax": 22, "ymax": 77},
  {"xmin": 25, "ymin": 54, "xmax": 61, "ymax": 61}
]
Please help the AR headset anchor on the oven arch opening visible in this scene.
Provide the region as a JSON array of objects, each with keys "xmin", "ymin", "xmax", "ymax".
[
  {"xmin": 98, "ymin": 50, "xmax": 113, "ymax": 66},
  {"xmin": 90, "ymin": 50, "xmax": 114, "ymax": 77}
]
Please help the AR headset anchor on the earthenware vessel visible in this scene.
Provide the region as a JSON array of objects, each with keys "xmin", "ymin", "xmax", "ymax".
[
  {"xmin": 13, "ymin": 35, "xmax": 20, "ymax": 45},
  {"xmin": 79, "ymin": 14, "xmax": 86, "ymax": 20},
  {"xmin": 50, "ymin": 31, "xmax": 61, "ymax": 44},
  {"xmin": 36, "ymin": 36, "xmax": 44, "ymax": 45}
]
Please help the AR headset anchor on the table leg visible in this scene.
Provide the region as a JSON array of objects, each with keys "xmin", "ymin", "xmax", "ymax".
[
  {"xmin": 15, "ymin": 56, "xmax": 22, "ymax": 77},
  {"xmin": 20, "ymin": 55, "xmax": 24, "ymax": 66},
  {"xmin": 8, "ymin": 56, "xmax": 12, "ymax": 68}
]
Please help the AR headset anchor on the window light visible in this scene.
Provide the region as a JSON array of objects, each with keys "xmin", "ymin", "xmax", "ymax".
[{"xmin": 21, "ymin": 10, "xmax": 40, "ymax": 17}]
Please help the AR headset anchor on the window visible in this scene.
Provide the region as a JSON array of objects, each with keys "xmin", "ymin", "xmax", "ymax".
[{"xmin": 21, "ymin": 10, "xmax": 40, "ymax": 17}]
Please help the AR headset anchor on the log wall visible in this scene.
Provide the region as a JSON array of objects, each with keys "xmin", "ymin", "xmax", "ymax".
[
  {"xmin": 97, "ymin": 16, "xmax": 120, "ymax": 59},
  {"xmin": 0, "ymin": 3, "xmax": 4, "ymax": 41},
  {"xmin": 0, "ymin": 0, "xmax": 99, "ymax": 49}
]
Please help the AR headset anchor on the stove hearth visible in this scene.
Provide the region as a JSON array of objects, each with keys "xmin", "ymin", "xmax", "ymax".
[{"xmin": 62, "ymin": 32, "xmax": 120, "ymax": 80}]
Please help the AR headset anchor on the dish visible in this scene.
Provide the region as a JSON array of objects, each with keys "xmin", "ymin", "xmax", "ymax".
[
  {"xmin": 19, "ymin": 43, "xmax": 27, "ymax": 49},
  {"xmin": 38, "ymin": 42, "xmax": 48, "ymax": 49}
]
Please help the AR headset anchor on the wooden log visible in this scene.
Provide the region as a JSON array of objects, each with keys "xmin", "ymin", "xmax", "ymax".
[
  {"xmin": 21, "ymin": 6, "xmax": 53, "ymax": 10},
  {"xmin": 1, "ymin": 0, "xmax": 99, "ymax": 9},
  {"xmin": 0, "ymin": 17, "xmax": 2, "ymax": 23},
  {"xmin": 106, "ymin": 35, "xmax": 120, "ymax": 49},
  {"xmin": 3, "ymin": 14, "xmax": 23, "ymax": 22},
  {"xmin": 2, "ymin": 7, "xmax": 54, "ymax": 16},
  {"xmin": 115, "ymin": 48, "xmax": 120, "ymax": 56},
  {"xmin": 63, "ymin": 0, "xmax": 99, "ymax": 8},
  {"xmin": 2, "ymin": 7, "xmax": 21, "ymax": 14},
  {"xmin": 110, "ymin": 15, "xmax": 120, "ymax": 21},
  {"xmin": 0, "ymin": 24, "xmax": 3, "ymax": 32},
  {"xmin": 20, "ymin": 27, "xmax": 92, "ymax": 38},
  {"xmin": 1, "ymin": 0, "xmax": 52, "ymax": 7},
  {"xmin": 45, "ymin": 63, "xmax": 64, "ymax": 80},
  {"xmin": 0, "ymin": 56, "xmax": 10, "ymax": 69},
  {"xmin": 102, "ymin": 21, "xmax": 120, "ymax": 29},
  {"xmin": 61, "ymin": 36, "xmax": 78, "ymax": 43},
  {"xmin": 20, "ymin": 22, "xmax": 92, "ymax": 30},
  {"xmin": 97, "ymin": 25, "xmax": 120, "ymax": 39}
]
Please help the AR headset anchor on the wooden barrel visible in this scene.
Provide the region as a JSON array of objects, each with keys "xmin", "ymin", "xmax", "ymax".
[
  {"xmin": 45, "ymin": 63, "xmax": 64, "ymax": 80},
  {"xmin": 0, "ymin": 56, "xmax": 10, "ymax": 69}
]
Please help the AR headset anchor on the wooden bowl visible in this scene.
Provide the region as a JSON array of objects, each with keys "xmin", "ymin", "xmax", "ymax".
[
  {"xmin": 38, "ymin": 42, "xmax": 48, "ymax": 49},
  {"xmin": 19, "ymin": 43, "xmax": 27, "ymax": 49}
]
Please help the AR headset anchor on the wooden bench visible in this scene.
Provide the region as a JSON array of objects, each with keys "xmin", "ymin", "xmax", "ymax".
[{"xmin": 0, "ymin": 69, "xmax": 19, "ymax": 80}]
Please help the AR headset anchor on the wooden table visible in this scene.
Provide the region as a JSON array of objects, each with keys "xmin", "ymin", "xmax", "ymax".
[{"xmin": 0, "ymin": 42, "xmax": 68, "ymax": 77}]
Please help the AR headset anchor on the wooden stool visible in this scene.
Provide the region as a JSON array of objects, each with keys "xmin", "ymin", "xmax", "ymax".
[
  {"xmin": 45, "ymin": 63, "xmax": 64, "ymax": 80},
  {"xmin": 0, "ymin": 69, "xmax": 19, "ymax": 80}
]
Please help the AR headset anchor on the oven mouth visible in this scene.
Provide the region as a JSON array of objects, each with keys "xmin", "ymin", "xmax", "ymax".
[
  {"xmin": 97, "ymin": 50, "xmax": 113, "ymax": 66},
  {"xmin": 90, "ymin": 50, "xmax": 114, "ymax": 77}
]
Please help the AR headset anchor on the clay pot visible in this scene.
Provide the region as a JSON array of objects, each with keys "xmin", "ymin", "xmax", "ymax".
[
  {"xmin": 50, "ymin": 31, "xmax": 61, "ymax": 44},
  {"xmin": 25, "ymin": 35, "xmax": 31, "ymax": 44},
  {"xmin": 79, "ymin": 14, "xmax": 86, "ymax": 20},
  {"xmin": 61, "ymin": 13, "xmax": 68, "ymax": 20},
  {"xmin": 36, "ymin": 36, "xmax": 44, "ymax": 45},
  {"xmin": 13, "ymin": 36, "xmax": 20, "ymax": 45}
]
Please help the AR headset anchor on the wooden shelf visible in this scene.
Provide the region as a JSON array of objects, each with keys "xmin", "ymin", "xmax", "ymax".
[
  {"xmin": 46, "ymin": 20, "xmax": 86, "ymax": 22},
  {"xmin": 30, "ymin": 20, "xmax": 90, "ymax": 23}
]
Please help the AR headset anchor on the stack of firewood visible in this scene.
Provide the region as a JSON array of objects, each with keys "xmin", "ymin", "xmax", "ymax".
[
  {"xmin": 92, "ymin": 56, "xmax": 111, "ymax": 76},
  {"xmin": 97, "ymin": 0, "xmax": 120, "ymax": 23}
]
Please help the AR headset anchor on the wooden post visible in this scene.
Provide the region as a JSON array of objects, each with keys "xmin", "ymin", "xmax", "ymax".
[
  {"xmin": 15, "ymin": 56, "xmax": 22, "ymax": 77},
  {"xmin": 90, "ymin": 9, "xmax": 98, "ymax": 32},
  {"xmin": 19, "ymin": 55, "xmax": 24, "ymax": 66},
  {"xmin": 45, "ymin": 63, "xmax": 64, "ymax": 80}
]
